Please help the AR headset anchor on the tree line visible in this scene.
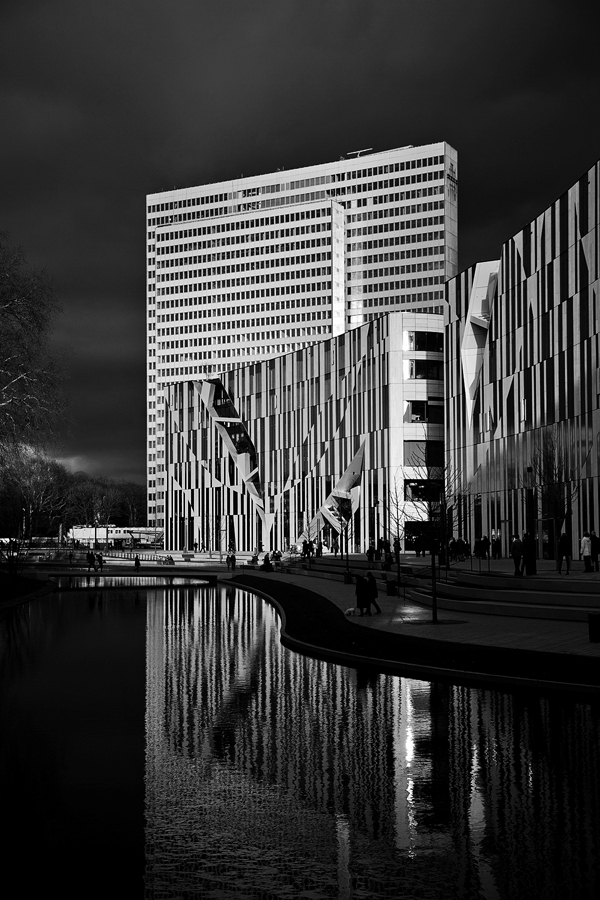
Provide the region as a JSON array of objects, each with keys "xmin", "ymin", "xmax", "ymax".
[
  {"xmin": 0, "ymin": 233, "xmax": 146, "ymax": 544},
  {"xmin": 0, "ymin": 444, "xmax": 146, "ymax": 540}
]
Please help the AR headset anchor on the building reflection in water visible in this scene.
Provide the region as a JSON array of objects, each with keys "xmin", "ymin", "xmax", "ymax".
[{"xmin": 145, "ymin": 586, "xmax": 600, "ymax": 899}]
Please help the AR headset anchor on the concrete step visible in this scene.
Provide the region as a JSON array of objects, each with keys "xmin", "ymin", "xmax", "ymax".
[
  {"xmin": 457, "ymin": 572, "xmax": 600, "ymax": 595},
  {"xmin": 422, "ymin": 578, "xmax": 600, "ymax": 609},
  {"xmin": 406, "ymin": 587, "xmax": 600, "ymax": 622}
]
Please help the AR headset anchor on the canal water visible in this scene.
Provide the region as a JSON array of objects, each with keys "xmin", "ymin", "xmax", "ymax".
[{"xmin": 1, "ymin": 585, "xmax": 599, "ymax": 899}]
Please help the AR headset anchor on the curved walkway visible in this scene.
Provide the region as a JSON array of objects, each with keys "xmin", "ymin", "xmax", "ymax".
[{"xmin": 228, "ymin": 568, "xmax": 600, "ymax": 695}]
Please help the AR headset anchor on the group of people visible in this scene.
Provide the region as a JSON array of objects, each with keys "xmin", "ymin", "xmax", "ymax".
[
  {"xmin": 366, "ymin": 538, "xmax": 401, "ymax": 567},
  {"xmin": 354, "ymin": 572, "xmax": 381, "ymax": 616},
  {"xmin": 225, "ymin": 550, "xmax": 237, "ymax": 571},
  {"xmin": 301, "ymin": 539, "xmax": 324, "ymax": 558},
  {"xmin": 510, "ymin": 533, "xmax": 538, "ymax": 576},
  {"xmin": 86, "ymin": 550, "xmax": 103, "ymax": 572},
  {"xmin": 512, "ymin": 530, "xmax": 600, "ymax": 576}
]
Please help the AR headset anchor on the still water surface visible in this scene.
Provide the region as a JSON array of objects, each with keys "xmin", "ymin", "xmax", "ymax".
[{"xmin": 1, "ymin": 585, "xmax": 599, "ymax": 898}]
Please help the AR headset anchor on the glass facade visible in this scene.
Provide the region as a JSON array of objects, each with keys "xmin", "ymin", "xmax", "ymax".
[{"xmin": 446, "ymin": 159, "xmax": 600, "ymax": 559}]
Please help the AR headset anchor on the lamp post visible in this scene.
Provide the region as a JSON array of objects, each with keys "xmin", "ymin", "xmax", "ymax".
[{"xmin": 343, "ymin": 522, "xmax": 352, "ymax": 583}]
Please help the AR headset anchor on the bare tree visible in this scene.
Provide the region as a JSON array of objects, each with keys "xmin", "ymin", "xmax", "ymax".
[
  {"xmin": 119, "ymin": 481, "xmax": 147, "ymax": 527},
  {"xmin": 0, "ymin": 234, "xmax": 63, "ymax": 447},
  {"xmin": 400, "ymin": 442, "xmax": 465, "ymax": 623},
  {"xmin": 387, "ymin": 477, "xmax": 406, "ymax": 551},
  {"xmin": 527, "ymin": 425, "xmax": 581, "ymax": 558},
  {"xmin": 0, "ymin": 444, "xmax": 69, "ymax": 539}
]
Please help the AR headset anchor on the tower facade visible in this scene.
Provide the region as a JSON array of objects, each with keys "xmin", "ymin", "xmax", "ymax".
[{"xmin": 146, "ymin": 142, "xmax": 457, "ymax": 526}]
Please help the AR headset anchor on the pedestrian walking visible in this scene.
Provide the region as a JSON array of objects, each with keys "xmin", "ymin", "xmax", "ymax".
[
  {"xmin": 226, "ymin": 551, "xmax": 232, "ymax": 571},
  {"xmin": 511, "ymin": 535, "xmax": 523, "ymax": 576},
  {"xmin": 230, "ymin": 552, "xmax": 236, "ymax": 571},
  {"xmin": 366, "ymin": 572, "xmax": 382, "ymax": 614},
  {"xmin": 96, "ymin": 553, "xmax": 103, "ymax": 572},
  {"xmin": 521, "ymin": 532, "xmax": 536, "ymax": 576},
  {"xmin": 134, "ymin": 554, "xmax": 140, "ymax": 571},
  {"xmin": 581, "ymin": 531, "xmax": 592, "ymax": 572},
  {"xmin": 557, "ymin": 532, "xmax": 571, "ymax": 574},
  {"xmin": 366, "ymin": 541, "xmax": 376, "ymax": 563},
  {"xmin": 332, "ymin": 537, "xmax": 339, "ymax": 557}
]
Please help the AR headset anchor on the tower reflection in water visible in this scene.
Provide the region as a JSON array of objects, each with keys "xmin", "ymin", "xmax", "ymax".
[{"xmin": 145, "ymin": 586, "xmax": 600, "ymax": 899}]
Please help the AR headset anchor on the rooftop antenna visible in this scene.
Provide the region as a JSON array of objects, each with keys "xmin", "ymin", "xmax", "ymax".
[{"xmin": 346, "ymin": 148, "xmax": 373, "ymax": 158}]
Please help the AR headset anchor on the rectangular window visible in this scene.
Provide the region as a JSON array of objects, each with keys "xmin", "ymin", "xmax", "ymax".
[
  {"xmin": 404, "ymin": 359, "xmax": 443, "ymax": 380},
  {"xmin": 403, "ymin": 330, "xmax": 444, "ymax": 352},
  {"xmin": 404, "ymin": 440, "xmax": 444, "ymax": 467},
  {"xmin": 403, "ymin": 400, "xmax": 444, "ymax": 423}
]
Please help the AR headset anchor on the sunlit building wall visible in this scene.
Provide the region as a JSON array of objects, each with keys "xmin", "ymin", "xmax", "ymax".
[
  {"xmin": 146, "ymin": 142, "xmax": 458, "ymax": 527},
  {"xmin": 446, "ymin": 158, "xmax": 600, "ymax": 557},
  {"xmin": 163, "ymin": 311, "xmax": 444, "ymax": 554}
]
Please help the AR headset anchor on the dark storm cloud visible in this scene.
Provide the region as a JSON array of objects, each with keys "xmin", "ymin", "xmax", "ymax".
[{"xmin": 1, "ymin": 0, "xmax": 598, "ymax": 482}]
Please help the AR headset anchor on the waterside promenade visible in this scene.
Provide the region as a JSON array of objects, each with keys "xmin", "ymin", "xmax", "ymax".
[{"xmin": 8, "ymin": 553, "xmax": 600, "ymax": 694}]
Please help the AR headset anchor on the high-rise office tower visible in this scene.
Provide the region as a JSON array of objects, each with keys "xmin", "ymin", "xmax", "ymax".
[{"xmin": 146, "ymin": 142, "xmax": 458, "ymax": 526}]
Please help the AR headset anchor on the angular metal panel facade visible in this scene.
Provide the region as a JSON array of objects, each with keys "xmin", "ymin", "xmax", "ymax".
[{"xmin": 446, "ymin": 160, "xmax": 600, "ymax": 558}]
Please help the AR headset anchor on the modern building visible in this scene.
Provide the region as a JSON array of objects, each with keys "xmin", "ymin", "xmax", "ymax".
[
  {"xmin": 446, "ymin": 157, "xmax": 600, "ymax": 559},
  {"xmin": 164, "ymin": 312, "xmax": 444, "ymax": 554},
  {"xmin": 146, "ymin": 142, "xmax": 458, "ymax": 526}
]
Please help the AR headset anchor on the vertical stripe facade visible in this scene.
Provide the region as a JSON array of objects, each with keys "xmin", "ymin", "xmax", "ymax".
[
  {"xmin": 446, "ymin": 159, "xmax": 600, "ymax": 557},
  {"xmin": 165, "ymin": 312, "xmax": 444, "ymax": 553}
]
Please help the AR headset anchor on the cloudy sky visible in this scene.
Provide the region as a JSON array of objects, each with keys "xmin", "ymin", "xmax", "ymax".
[{"xmin": 1, "ymin": 0, "xmax": 598, "ymax": 484}]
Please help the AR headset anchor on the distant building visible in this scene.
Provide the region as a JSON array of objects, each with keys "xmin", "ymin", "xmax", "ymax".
[
  {"xmin": 146, "ymin": 143, "xmax": 458, "ymax": 526},
  {"xmin": 67, "ymin": 526, "xmax": 163, "ymax": 549},
  {"xmin": 164, "ymin": 312, "xmax": 444, "ymax": 554},
  {"xmin": 446, "ymin": 157, "xmax": 600, "ymax": 559}
]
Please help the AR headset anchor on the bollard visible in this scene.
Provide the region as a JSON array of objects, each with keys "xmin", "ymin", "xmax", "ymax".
[{"xmin": 588, "ymin": 613, "xmax": 600, "ymax": 642}]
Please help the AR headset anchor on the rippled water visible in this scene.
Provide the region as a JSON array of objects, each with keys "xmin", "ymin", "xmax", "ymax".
[{"xmin": 2, "ymin": 585, "xmax": 599, "ymax": 898}]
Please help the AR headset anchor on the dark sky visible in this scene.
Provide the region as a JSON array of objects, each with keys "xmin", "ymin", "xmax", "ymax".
[{"xmin": 1, "ymin": 0, "xmax": 598, "ymax": 484}]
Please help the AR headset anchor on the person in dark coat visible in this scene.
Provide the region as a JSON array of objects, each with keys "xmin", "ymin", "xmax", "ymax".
[
  {"xmin": 355, "ymin": 574, "xmax": 369, "ymax": 615},
  {"xmin": 591, "ymin": 531, "xmax": 600, "ymax": 572},
  {"xmin": 511, "ymin": 535, "xmax": 523, "ymax": 576},
  {"xmin": 134, "ymin": 554, "xmax": 140, "ymax": 571},
  {"xmin": 366, "ymin": 542, "xmax": 376, "ymax": 563},
  {"xmin": 521, "ymin": 532, "xmax": 537, "ymax": 576},
  {"xmin": 480, "ymin": 535, "xmax": 490, "ymax": 559},
  {"xmin": 366, "ymin": 572, "xmax": 382, "ymax": 614},
  {"xmin": 261, "ymin": 552, "xmax": 274, "ymax": 572},
  {"xmin": 557, "ymin": 532, "xmax": 571, "ymax": 574}
]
